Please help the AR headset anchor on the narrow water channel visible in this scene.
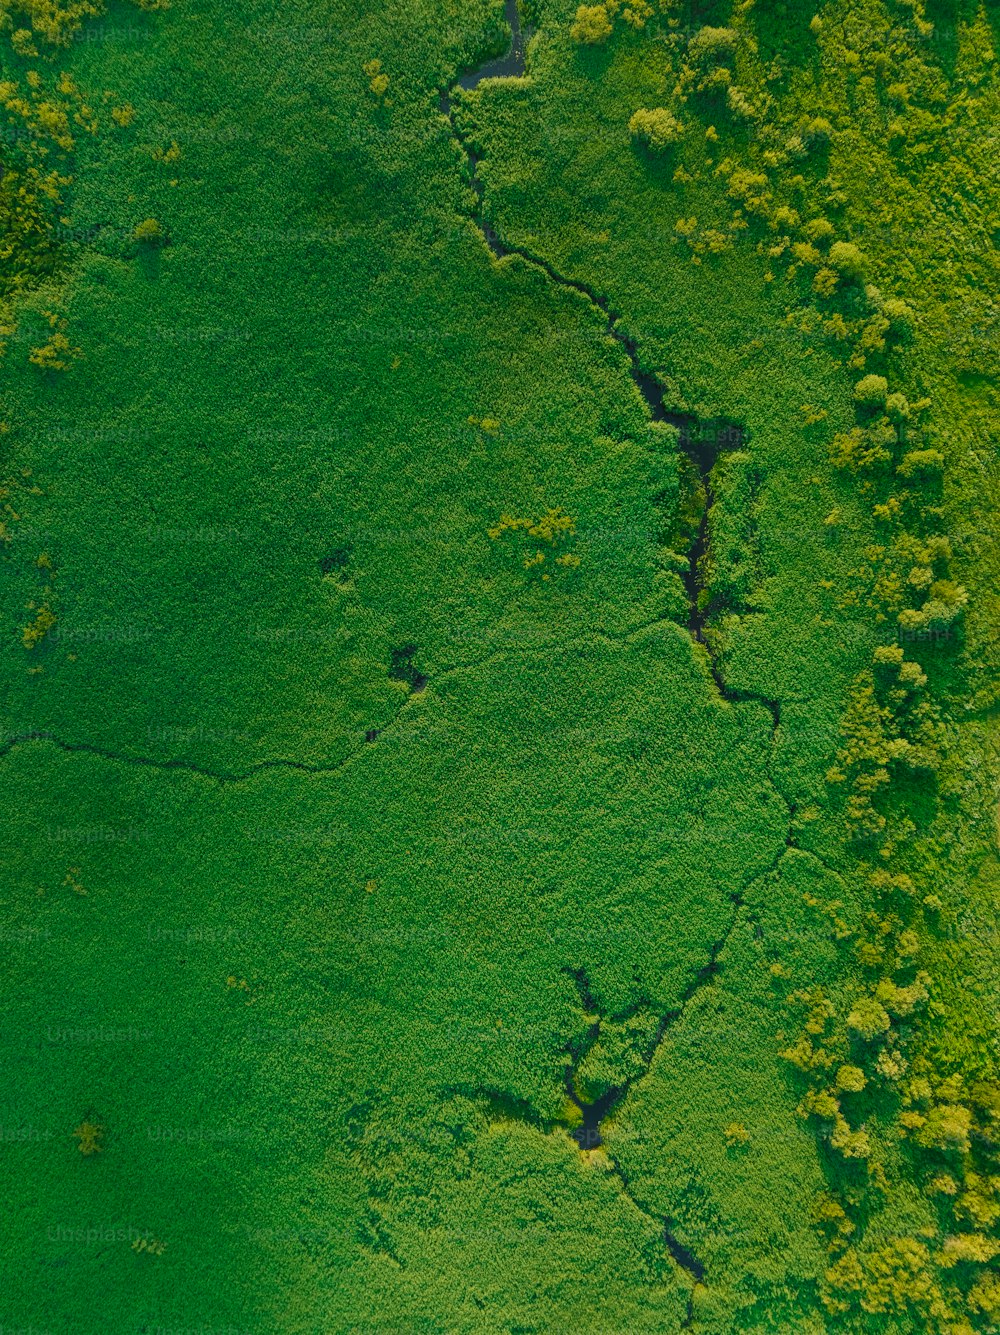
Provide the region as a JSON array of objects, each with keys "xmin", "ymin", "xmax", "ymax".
[
  {"xmin": 442, "ymin": 3, "xmax": 749, "ymax": 678},
  {"xmin": 438, "ymin": 9, "xmax": 786, "ymax": 1300}
]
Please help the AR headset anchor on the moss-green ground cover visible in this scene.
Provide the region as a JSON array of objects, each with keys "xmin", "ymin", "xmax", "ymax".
[{"xmin": 1, "ymin": 0, "xmax": 998, "ymax": 1329}]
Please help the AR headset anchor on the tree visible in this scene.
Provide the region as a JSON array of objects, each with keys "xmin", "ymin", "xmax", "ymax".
[
  {"xmin": 73, "ymin": 1120, "xmax": 103, "ymax": 1155},
  {"xmin": 882, "ymin": 297, "xmax": 915, "ymax": 339},
  {"xmin": 853, "ymin": 374, "xmax": 888, "ymax": 408},
  {"xmin": 133, "ymin": 217, "xmax": 165, "ymax": 245},
  {"xmin": 828, "ymin": 240, "xmax": 866, "ymax": 281},
  {"xmin": 846, "ymin": 996, "xmax": 891, "ymax": 1040},
  {"xmin": 802, "ymin": 216, "xmax": 835, "ymax": 245},
  {"xmin": 896, "ymin": 448, "xmax": 944, "ymax": 477},
  {"xmin": 802, "ymin": 116, "xmax": 833, "ymax": 150},
  {"xmin": 915, "ymin": 1103, "xmax": 973, "ymax": 1154},
  {"xmin": 836, "ymin": 1064, "xmax": 867, "ymax": 1093},
  {"xmin": 688, "ymin": 26, "xmax": 738, "ymax": 64},
  {"xmin": 628, "ymin": 107, "xmax": 683, "ymax": 152},
  {"xmin": 571, "ymin": 4, "xmax": 613, "ymax": 43}
]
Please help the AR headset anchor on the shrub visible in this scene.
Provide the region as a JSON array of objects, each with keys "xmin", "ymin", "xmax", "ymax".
[
  {"xmin": 875, "ymin": 978, "xmax": 927, "ymax": 1017},
  {"xmin": 898, "ymin": 661, "xmax": 927, "ymax": 688},
  {"xmin": 28, "ymin": 333, "xmax": 79, "ymax": 372},
  {"xmin": 925, "ymin": 580, "xmax": 968, "ymax": 624},
  {"xmin": 772, "ymin": 205, "xmax": 800, "ymax": 232},
  {"xmin": 836, "ymin": 1064, "xmax": 867, "ymax": 1093},
  {"xmin": 940, "ymin": 1234, "xmax": 1000, "ymax": 1267},
  {"xmin": 847, "ymin": 996, "xmax": 891, "ymax": 1040},
  {"xmin": 792, "ymin": 241, "xmax": 822, "ymax": 265},
  {"xmin": 802, "ymin": 216, "xmax": 835, "ymax": 246},
  {"xmin": 688, "ymin": 26, "xmax": 738, "ymax": 64},
  {"xmin": 571, "ymin": 4, "xmax": 613, "ymax": 43},
  {"xmin": 882, "ymin": 297, "xmax": 915, "ymax": 338},
  {"xmin": 914, "ymin": 1103, "xmax": 972, "ymax": 1154},
  {"xmin": 969, "ymin": 1273, "xmax": 1000, "ymax": 1317},
  {"xmin": 628, "ymin": 107, "xmax": 683, "ymax": 152},
  {"xmin": 830, "ymin": 1115, "xmax": 871, "ymax": 1159},
  {"xmin": 876, "ymin": 1050, "xmax": 907, "ymax": 1080},
  {"xmin": 22, "ymin": 603, "xmax": 56, "ymax": 647},
  {"xmin": 830, "ymin": 426, "xmax": 892, "ymax": 472},
  {"xmin": 11, "ymin": 27, "xmax": 38, "ymax": 55},
  {"xmin": 802, "ymin": 116, "xmax": 833, "ymax": 150},
  {"xmin": 726, "ymin": 168, "xmax": 770, "ymax": 214},
  {"xmin": 133, "ymin": 217, "xmax": 165, "ymax": 244},
  {"xmin": 828, "ymin": 240, "xmax": 866, "ymax": 281},
  {"xmin": 885, "ymin": 392, "xmax": 910, "ymax": 424},
  {"xmin": 726, "ymin": 85, "xmax": 756, "ymax": 120},
  {"xmin": 896, "ymin": 449, "xmax": 944, "ymax": 477},
  {"xmin": 853, "ymin": 374, "xmax": 888, "ymax": 408},
  {"xmin": 73, "ymin": 1120, "xmax": 103, "ymax": 1155},
  {"xmin": 622, "ymin": 0, "xmax": 654, "ymax": 27},
  {"xmin": 363, "ymin": 60, "xmax": 389, "ymax": 96}
]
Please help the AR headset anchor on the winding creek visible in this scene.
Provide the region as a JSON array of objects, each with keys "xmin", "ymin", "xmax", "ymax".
[
  {"xmin": 439, "ymin": 7, "xmax": 805, "ymax": 1307},
  {"xmin": 441, "ymin": 1, "xmax": 764, "ymax": 711}
]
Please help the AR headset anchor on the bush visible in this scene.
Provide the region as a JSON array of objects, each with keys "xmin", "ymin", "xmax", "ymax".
[
  {"xmin": 914, "ymin": 1104, "xmax": 973, "ymax": 1154},
  {"xmin": 846, "ymin": 996, "xmax": 891, "ymax": 1040},
  {"xmin": 688, "ymin": 26, "xmax": 738, "ymax": 64},
  {"xmin": 897, "ymin": 448, "xmax": 944, "ymax": 477},
  {"xmin": 802, "ymin": 216, "xmax": 835, "ymax": 246},
  {"xmin": 133, "ymin": 217, "xmax": 165, "ymax": 244},
  {"xmin": 830, "ymin": 1115, "xmax": 871, "ymax": 1159},
  {"xmin": 628, "ymin": 107, "xmax": 683, "ymax": 152},
  {"xmin": 363, "ymin": 59, "xmax": 390, "ymax": 97},
  {"xmin": 571, "ymin": 4, "xmax": 612, "ymax": 43},
  {"xmin": 726, "ymin": 85, "xmax": 756, "ymax": 120},
  {"xmin": 882, "ymin": 297, "xmax": 915, "ymax": 338},
  {"xmin": 22, "ymin": 603, "xmax": 56, "ymax": 648},
  {"xmin": 28, "ymin": 333, "xmax": 79, "ymax": 372},
  {"xmin": 802, "ymin": 116, "xmax": 833, "ymax": 150},
  {"xmin": 853, "ymin": 374, "xmax": 888, "ymax": 408},
  {"xmin": 829, "ymin": 426, "xmax": 892, "ymax": 472},
  {"xmin": 73, "ymin": 1120, "xmax": 103, "ymax": 1155},
  {"xmin": 885, "ymin": 392, "xmax": 910, "ymax": 423},
  {"xmin": 828, "ymin": 240, "xmax": 866, "ymax": 281},
  {"xmin": 836, "ymin": 1064, "xmax": 867, "ymax": 1093}
]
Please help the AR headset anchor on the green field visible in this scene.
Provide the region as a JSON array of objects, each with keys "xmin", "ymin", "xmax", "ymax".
[{"xmin": 1, "ymin": 0, "xmax": 999, "ymax": 1330}]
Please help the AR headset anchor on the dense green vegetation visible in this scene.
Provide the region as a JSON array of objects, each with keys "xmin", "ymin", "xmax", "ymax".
[{"xmin": 1, "ymin": 0, "xmax": 998, "ymax": 1329}]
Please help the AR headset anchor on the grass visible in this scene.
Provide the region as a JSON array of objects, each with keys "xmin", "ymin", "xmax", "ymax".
[{"xmin": 1, "ymin": 0, "xmax": 998, "ymax": 1329}]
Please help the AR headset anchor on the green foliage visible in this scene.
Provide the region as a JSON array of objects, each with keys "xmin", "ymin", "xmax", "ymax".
[
  {"xmin": 827, "ymin": 241, "xmax": 867, "ymax": 282},
  {"xmin": 573, "ymin": 1009, "xmax": 661, "ymax": 1104},
  {"xmin": 0, "ymin": 0, "xmax": 165, "ymax": 47},
  {"xmin": 687, "ymin": 26, "xmax": 738, "ymax": 66},
  {"xmin": 570, "ymin": 3, "xmax": 612, "ymax": 44},
  {"xmin": 845, "ymin": 995, "xmax": 891, "ymax": 1040},
  {"xmin": 1, "ymin": 0, "xmax": 998, "ymax": 1328},
  {"xmin": 628, "ymin": 106, "xmax": 682, "ymax": 152},
  {"xmin": 853, "ymin": 373, "xmax": 889, "ymax": 408},
  {"xmin": 132, "ymin": 217, "xmax": 164, "ymax": 244}
]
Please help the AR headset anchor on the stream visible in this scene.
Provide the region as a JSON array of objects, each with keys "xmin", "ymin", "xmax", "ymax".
[
  {"xmin": 439, "ymin": 2, "xmax": 787, "ymax": 1301},
  {"xmin": 442, "ymin": 1, "xmax": 755, "ymax": 697}
]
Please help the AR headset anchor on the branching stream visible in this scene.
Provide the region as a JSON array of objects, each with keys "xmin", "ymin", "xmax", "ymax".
[
  {"xmin": 439, "ymin": 4, "xmax": 804, "ymax": 1303},
  {"xmin": 441, "ymin": 2, "xmax": 777, "ymax": 728}
]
